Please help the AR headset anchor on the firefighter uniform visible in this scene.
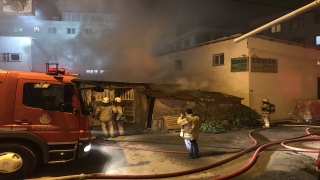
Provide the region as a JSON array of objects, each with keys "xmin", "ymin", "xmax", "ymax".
[
  {"xmin": 95, "ymin": 97, "xmax": 116, "ymax": 137},
  {"xmin": 261, "ymin": 98, "xmax": 271, "ymax": 128},
  {"xmin": 177, "ymin": 108, "xmax": 201, "ymax": 159},
  {"xmin": 113, "ymin": 97, "xmax": 125, "ymax": 136}
]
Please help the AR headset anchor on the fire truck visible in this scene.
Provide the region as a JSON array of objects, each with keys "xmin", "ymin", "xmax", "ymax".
[{"xmin": 0, "ymin": 63, "xmax": 102, "ymax": 179}]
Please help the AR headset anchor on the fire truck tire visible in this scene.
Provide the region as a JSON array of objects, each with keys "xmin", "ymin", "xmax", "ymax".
[{"xmin": 0, "ymin": 143, "xmax": 37, "ymax": 180}]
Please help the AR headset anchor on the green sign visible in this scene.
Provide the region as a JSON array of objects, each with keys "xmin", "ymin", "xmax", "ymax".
[
  {"xmin": 231, "ymin": 57, "xmax": 248, "ymax": 72},
  {"xmin": 251, "ymin": 57, "xmax": 278, "ymax": 73}
]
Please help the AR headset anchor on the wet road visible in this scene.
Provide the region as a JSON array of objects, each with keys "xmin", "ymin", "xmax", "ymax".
[{"xmin": 25, "ymin": 125, "xmax": 320, "ymax": 180}]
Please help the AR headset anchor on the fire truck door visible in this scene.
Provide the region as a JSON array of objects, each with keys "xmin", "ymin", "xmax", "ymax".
[{"xmin": 13, "ymin": 80, "xmax": 80, "ymax": 143}]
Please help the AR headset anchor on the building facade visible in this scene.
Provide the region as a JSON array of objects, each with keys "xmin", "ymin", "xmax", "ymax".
[
  {"xmin": 249, "ymin": 10, "xmax": 320, "ymax": 48},
  {"xmin": 0, "ymin": 12, "xmax": 117, "ymax": 77},
  {"xmin": 160, "ymin": 35, "xmax": 320, "ymax": 120}
]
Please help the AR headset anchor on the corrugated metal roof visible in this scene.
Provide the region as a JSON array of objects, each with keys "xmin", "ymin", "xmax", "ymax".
[{"xmin": 143, "ymin": 89, "xmax": 243, "ymax": 101}]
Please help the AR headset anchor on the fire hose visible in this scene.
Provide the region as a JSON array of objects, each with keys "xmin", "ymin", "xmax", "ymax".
[{"xmin": 28, "ymin": 124, "xmax": 320, "ymax": 180}]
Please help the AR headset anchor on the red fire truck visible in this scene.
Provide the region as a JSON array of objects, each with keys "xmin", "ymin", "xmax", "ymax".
[{"xmin": 0, "ymin": 64, "xmax": 102, "ymax": 179}]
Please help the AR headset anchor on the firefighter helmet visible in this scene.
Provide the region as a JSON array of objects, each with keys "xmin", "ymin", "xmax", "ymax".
[
  {"xmin": 114, "ymin": 97, "xmax": 122, "ymax": 103},
  {"xmin": 102, "ymin": 97, "xmax": 110, "ymax": 103},
  {"xmin": 262, "ymin": 98, "xmax": 269, "ymax": 102}
]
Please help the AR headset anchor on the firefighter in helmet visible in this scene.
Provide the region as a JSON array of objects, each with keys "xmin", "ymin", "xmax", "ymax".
[
  {"xmin": 95, "ymin": 97, "xmax": 116, "ymax": 138},
  {"xmin": 260, "ymin": 98, "xmax": 272, "ymax": 128},
  {"xmin": 112, "ymin": 97, "xmax": 125, "ymax": 136}
]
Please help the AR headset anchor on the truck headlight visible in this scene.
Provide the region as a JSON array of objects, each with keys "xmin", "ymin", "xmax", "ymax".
[{"xmin": 84, "ymin": 143, "xmax": 91, "ymax": 152}]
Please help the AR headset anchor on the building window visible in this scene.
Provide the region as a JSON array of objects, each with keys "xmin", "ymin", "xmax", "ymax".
[
  {"xmin": 67, "ymin": 28, "xmax": 76, "ymax": 34},
  {"xmin": 184, "ymin": 39, "xmax": 190, "ymax": 48},
  {"xmin": 34, "ymin": 27, "xmax": 40, "ymax": 33},
  {"xmin": 48, "ymin": 27, "xmax": 57, "ymax": 34},
  {"xmin": 175, "ymin": 60, "xmax": 182, "ymax": 70},
  {"xmin": 316, "ymin": 36, "xmax": 320, "ymax": 45},
  {"xmin": 52, "ymin": 16, "xmax": 59, "ymax": 21},
  {"xmin": 291, "ymin": 18, "xmax": 304, "ymax": 29},
  {"xmin": 1, "ymin": 53, "xmax": 22, "ymax": 62},
  {"xmin": 176, "ymin": 41, "xmax": 182, "ymax": 50},
  {"xmin": 13, "ymin": 27, "xmax": 22, "ymax": 32},
  {"xmin": 290, "ymin": 37, "xmax": 305, "ymax": 44},
  {"xmin": 85, "ymin": 28, "xmax": 92, "ymax": 34},
  {"xmin": 271, "ymin": 24, "xmax": 281, "ymax": 33},
  {"xmin": 212, "ymin": 53, "xmax": 224, "ymax": 66}
]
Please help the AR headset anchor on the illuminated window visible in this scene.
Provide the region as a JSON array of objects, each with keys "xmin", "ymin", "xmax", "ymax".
[
  {"xmin": 271, "ymin": 24, "xmax": 281, "ymax": 33},
  {"xmin": 175, "ymin": 60, "xmax": 182, "ymax": 70},
  {"xmin": 291, "ymin": 18, "xmax": 304, "ymax": 29},
  {"xmin": 34, "ymin": 27, "xmax": 40, "ymax": 33},
  {"xmin": 13, "ymin": 27, "xmax": 22, "ymax": 33},
  {"xmin": 67, "ymin": 28, "xmax": 76, "ymax": 34},
  {"xmin": 316, "ymin": 36, "xmax": 320, "ymax": 45},
  {"xmin": 1, "ymin": 53, "xmax": 22, "ymax": 62},
  {"xmin": 212, "ymin": 53, "xmax": 224, "ymax": 66},
  {"xmin": 48, "ymin": 27, "xmax": 57, "ymax": 34},
  {"xmin": 85, "ymin": 28, "xmax": 92, "ymax": 34}
]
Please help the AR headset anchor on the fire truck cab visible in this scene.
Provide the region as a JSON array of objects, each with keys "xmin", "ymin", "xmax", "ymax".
[{"xmin": 0, "ymin": 66, "xmax": 98, "ymax": 179}]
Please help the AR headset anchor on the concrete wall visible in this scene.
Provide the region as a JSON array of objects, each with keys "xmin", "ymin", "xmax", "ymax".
[
  {"xmin": 161, "ymin": 39, "xmax": 250, "ymax": 105},
  {"xmin": 160, "ymin": 36, "xmax": 320, "ymax": 120},
  {"xmin": 247, "ymin": 37, "xmax": 319, "ymax": 120},
  {"xmin": 0, "ymin": 36, "xmax": 32, "ymax": 72}
]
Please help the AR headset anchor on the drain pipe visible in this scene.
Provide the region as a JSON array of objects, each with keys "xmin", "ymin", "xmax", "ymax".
[{"xmin": 234, "ymin": 0, "xmax": 320, "ymax": 43}]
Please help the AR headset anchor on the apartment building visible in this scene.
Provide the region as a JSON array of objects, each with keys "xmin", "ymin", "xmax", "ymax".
[
  {"xmin": 0, "ymin": 12, "xmax": 117, "ymax": 77},
  {"xmin": 249, "ymin": 10, "xmax": 320, "ymax": 47}
]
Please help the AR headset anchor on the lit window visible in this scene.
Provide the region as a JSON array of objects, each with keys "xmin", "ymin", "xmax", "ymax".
[
  {"xmin": 316, "ymin": 36, "xmax": 320, "ymax": 45},
  {"xmin": 48, "ymin": 27, "xmax": 57, "ymax": 34},
  {"xmin": 67, "ymin": 28, "xmax": 76, "ymax": 34},
  {"xmin": 271, "ymin": 24, "xmax": 281, "ymax": 33},
  {"xmin": 34, "ymin": 27, "xmax": 40, "ymax": 33},
  {"xmin": 212, "ymin": 53, "xmax": 224, "ymax": 66},
  {"xmin": 85, "ymin": 28, "xmax": 92, "ymax": 34},
  {"xmin": 175, "ymin": 60, "xmax": 182, "ymax": 70},
  {"xmin": 13, "ymin": 27, "xmax": 22, "ymax": 32}
]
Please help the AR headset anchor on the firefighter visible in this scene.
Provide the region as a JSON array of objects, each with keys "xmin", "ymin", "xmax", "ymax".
[
  {"xmin": 260, "ymin": 98, "xmax": 273, "ymax": 128},
  {"xmin": 112, "ymin": 97, "xmax": 125, "ymax": 136},
  {"xmin": 95, "ymin": 97, "xmax": 116, "ymax": 138},
  {"xmin": 177, "ymin": 108, "xmax": 201, "ymax": 159}
]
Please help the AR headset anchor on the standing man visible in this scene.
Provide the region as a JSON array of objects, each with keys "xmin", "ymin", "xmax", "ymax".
[
  {"xmin": 112, "ymin": 97, "xmax": 125, "ymax": 136},
  {"xmin": 260, "ymin": 98, "xmax": 273, "ymax": 128},
  {"xmin": 95, "ymin": 97, "xmax": 116, "ymax": 138},
  {"xmin": 177, "ymin": 108, "xmax": 201, "ymax": 159}
]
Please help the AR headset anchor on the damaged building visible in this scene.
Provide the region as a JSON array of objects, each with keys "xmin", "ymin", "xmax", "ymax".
[{"xmin": 85, "ymin": 82, "xmax": 245, "ymax": 131}]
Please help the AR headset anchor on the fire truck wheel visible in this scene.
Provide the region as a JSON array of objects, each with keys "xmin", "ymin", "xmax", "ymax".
[{"xmin": 0, "ymin": 143, "xmax": 37, "ymax": 179}]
